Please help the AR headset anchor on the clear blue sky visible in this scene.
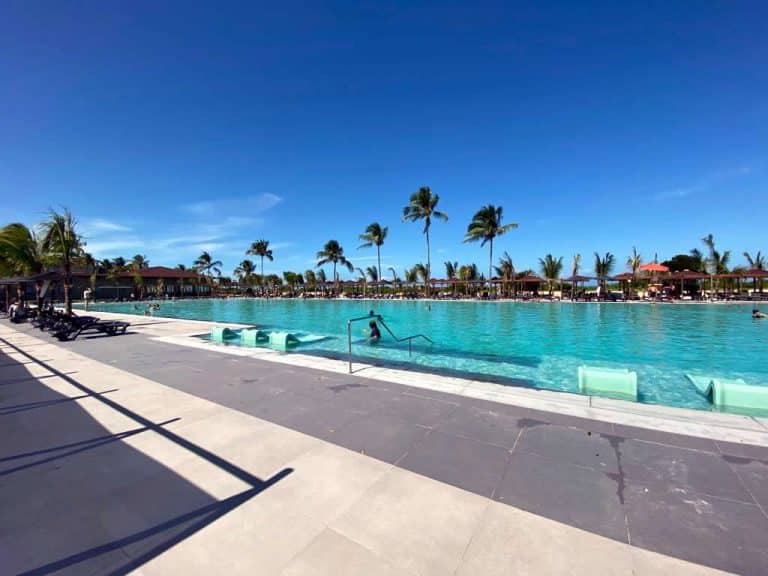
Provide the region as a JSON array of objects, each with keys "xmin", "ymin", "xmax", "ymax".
[{"xmin": 1, "ymin": 1, "xmax": 766, "ymax": 279}]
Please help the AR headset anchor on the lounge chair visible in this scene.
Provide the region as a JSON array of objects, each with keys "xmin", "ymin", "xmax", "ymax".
[
  {"xmin": 578, "ymin": 365, "xmax": 638, "ymax": 401},
  {"xmin": 54, "ymin": 317, "xmax": 130, "ymax": 341}
]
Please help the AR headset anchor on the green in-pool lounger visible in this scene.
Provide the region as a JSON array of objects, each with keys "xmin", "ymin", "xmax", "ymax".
[
  {"xmin": 211, "ymin": 326, "xmax": 238, "ymax": 342},
  {"xmin": 578, "ymin": 365, "xmax": 638, "ymax": 401},
  {"xmin": 711, "ymin": 379, "xmax": 768, "ymax": 411},
  {"xmin": 268, "ymin": 331, "xmax": 300, "ymax": 351},
  {"xmin": 240, "ymin": 328, "xmax": 268, "ymax": 346}
]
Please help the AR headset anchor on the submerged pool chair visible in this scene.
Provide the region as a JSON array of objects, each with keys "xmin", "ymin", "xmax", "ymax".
[
  {"xmin": 240, "ymin": 328, "xmax": 269, "ymax": 346},
  {"xmin": 211, "ymin": 326, "xmax": 238, "ymax": 342},
  {"xmin": 685, "ymin": 374, "xmax": 768, "ymax": 411},
  {"xmin": 268, "ymin": 331, "xmax": 300, "ymax": 351},
  {"xmin": 578, "ymin": 365, "xmax": 638, "ymax": 401}
]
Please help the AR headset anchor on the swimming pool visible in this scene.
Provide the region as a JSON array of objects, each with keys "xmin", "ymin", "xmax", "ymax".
[{"xmin": 85, "ymin": 299, "xmax": 768, "ymax": 412}]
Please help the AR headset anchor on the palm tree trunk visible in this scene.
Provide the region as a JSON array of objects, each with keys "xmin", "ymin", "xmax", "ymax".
[
  {"xmin": 260, "ymin": 256, "xmax": 265, "ymax": 296},
  {"xmin": 377, "ymin": 246, "xmax": 381, "ymax": 296},
  {"xmin": 488, "ymin": 239, "xmax": 493, "ymax": 296},
  {"xmin": 64, "ymin": 262, "xmax": 72, "ymax": 315},
  {"xmin": 425, "ymin": 228, "xmax": 431, "ymax": 299},
  {"xmin": 333, "ymin": 263, "xmax": 337, "ymax": 297},
  {"xmin": 35, "ymin": 281, "xmax": 42, "ymax": 309}
]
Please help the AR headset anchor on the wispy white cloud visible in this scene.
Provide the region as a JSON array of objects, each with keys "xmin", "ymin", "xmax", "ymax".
[
  {"xmin": 181, "ymin": 193, "xmax": 283, "ymax": 215},
  {"xmin": 81, "ymin": 218, "xmax": 132, "ymax": 234},
  {"xmin": 655, "ymin": 166, "xmax": 753, "ymax": 200}
]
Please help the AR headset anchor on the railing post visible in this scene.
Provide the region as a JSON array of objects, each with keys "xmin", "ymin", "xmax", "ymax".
[{"xmin": 347, "ymin": 320, "xmax": 352, "ymax": 373}]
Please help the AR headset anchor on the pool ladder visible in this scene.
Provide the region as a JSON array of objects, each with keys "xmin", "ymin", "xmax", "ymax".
[{"xmin": 346, "ymin": 314, "xmax": 434, "ymax": 373}]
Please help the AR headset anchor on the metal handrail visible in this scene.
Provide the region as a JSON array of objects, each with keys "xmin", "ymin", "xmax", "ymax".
[{"xmin": 346, "ymin": 313, "xmax": 433, "ymax": 373}]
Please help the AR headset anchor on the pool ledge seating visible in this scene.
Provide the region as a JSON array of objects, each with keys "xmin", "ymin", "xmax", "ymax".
[
  {"xmin": 578, "ymin": 365, "xmax": 638, "ymax": 401},
  {"xmin": 686, "ymin": 373, "xmax": 768, "ymax": 411},
  {"xmin": 240, "ymin": 328, "xmax": 268, "ymax": 346}
]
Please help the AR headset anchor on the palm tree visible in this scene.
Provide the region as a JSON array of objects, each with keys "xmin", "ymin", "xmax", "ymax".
[
  {"xmin": 193, "ymin": 251, "xmax": 222, "ymax": 296},
  {"xmin": 354, "ymin": 267, "xmax": 368, "ymax": 297},
  {"xmin": 0, "ymin": 223, "xmax": 47, "ymax": 307},
  {"xmin": 40, "ymin": 209, "xmax": 84, "ymax": 315},
  {"xmin": 464, "ymin": 205, "xmax": 518, "ymax": 289},
  {"xmin": 316, "ymin": 240, "xmax": 353, "ymax": 296},
  {"xmin": 402, "ymin": 186, "xmax": 448, "ymax": 297},
  {"xmin": 112, "ymin": 256, "xmax": 127, "ymax": 269},
  {"xmin": 366, "ymin": 266, "xmax": 378, "ymax": 283},
  {"xmin": 743, "ymin": 251, "xmax": 765, "ymax": 293},
  {"xmin": 413, "ymin": 263, "xmax": 428, "ymax": 287},
  {"xmin": 176, "ymin": 263, "xmax": 187, "ymax": 271},
  {"xmin": 404, "ymin": 266, "xmax": 419, "ymax": 295},
  {"xmin": 626, "ymin": 247, "xmax": 642, "ymax": 297},
  {"xmin": 494, "ymin": 252, "xmax": 515, "ymax": 297},
  {"xmin": 458, "ymin": 263, "xmax": 479, "ymax": 296},
  {"xmin": 234, "ymin": 259, "xmax": 256, "ymax": 286},
  {"xmin": 358, "ymin": 222, "xmax": 388, "ymax": 294},
  {"xmin": 247, "ymin": 239, "xmax": 274, "ymax": 294},
  {"xmin": 539, "ymin": 254, "xmax": 563, "ymax": 296},
  {"xmin": 593, "ymin": 252, "xmax": 615, "ymax": 297},
  {"xmin": 131, "ymin": 254, "xmax": 149, "ymax": 270},
  {"xmin": 569, "ymin": 253, "xmax": 582, "ymax": 300},
  {"xmin": 387, "ymin": 266, "xmax": 399, "ymax": 292}
]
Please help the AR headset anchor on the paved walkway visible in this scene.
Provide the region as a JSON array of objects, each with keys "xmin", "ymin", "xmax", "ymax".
[{"xmin": 2, "ymin": 318, "xmax": 767, "ymax": 574}]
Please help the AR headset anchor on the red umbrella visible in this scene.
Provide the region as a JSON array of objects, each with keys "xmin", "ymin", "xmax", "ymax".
[{"xmin": 639, "ymin": 262, "xmax": 669, "ymax": 273}]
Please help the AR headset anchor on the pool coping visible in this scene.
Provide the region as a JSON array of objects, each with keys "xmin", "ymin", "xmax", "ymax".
[{"xmin": 85, "ymin": 309, "xmax": 768, "ymax": 445}]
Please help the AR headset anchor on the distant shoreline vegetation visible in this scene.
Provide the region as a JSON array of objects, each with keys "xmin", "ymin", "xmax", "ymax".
[{"xmin": 0, "ymin": 198, "xmax": 765, "ymax": 307}]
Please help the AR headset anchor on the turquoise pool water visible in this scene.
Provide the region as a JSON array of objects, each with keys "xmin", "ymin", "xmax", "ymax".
[{"xmin": 85, "ymin": 299, "xmax": 768, "ymax": 411}]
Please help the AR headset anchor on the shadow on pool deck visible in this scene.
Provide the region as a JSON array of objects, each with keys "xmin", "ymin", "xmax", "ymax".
[{"xmin": 0, "ymin": 338, "xmax": 291, "ymax": 575}]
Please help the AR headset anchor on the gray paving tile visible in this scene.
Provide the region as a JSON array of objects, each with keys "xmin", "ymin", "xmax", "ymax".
[
  {"xmin": 624, "ymin": 481, "xmax": 768, "ymax": 576},
  {"xmin": 398, "ymin": 429, "xmax": 509, "ymax": 497},
  {"xmin": 723, "ymin": 455, "xmax": 768, "ymax": 510},
  {"xmin": 374, "ymin": 392, "xmax": 459, "ymax": 428},
  {"xmin": 613, "ymin": 423, "xmax": 718, "ymax": 452},
  {"xmin": 434, "ymin": 404, "xmax": 521, "ymax": 448},
  {"xmin": 280, "ymin": 399, "xmax": 377, "ymax": 442},
  {"xmin": 494, "ymin": 450, "xmax": 628, "ymax": 542},
  {"xmin": 245, "ymin": 391, "xmax": 317, "ymax": 424},
  {"xmin": 515, "ymin": 406, "xmax": 617, "ymax": 435},
  {"xmin": 331, "ymin": 411, "xmax": 430, "ymax": 464},
  {"xmin": 517, "ymin": 424, "xmax": 619, "ymax": 474},
  {"xmin": 716, "ymin": 440, "xmax": 768, "ymax": 461},
  {"xmin": 619, "ymin": 439, "xmax": 753, "ymax": 503}
]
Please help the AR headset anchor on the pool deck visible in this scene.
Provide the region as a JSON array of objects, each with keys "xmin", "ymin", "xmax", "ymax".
[{"xmin": 2, "ymin": 313, "xmax": 768, "ymax": 574}]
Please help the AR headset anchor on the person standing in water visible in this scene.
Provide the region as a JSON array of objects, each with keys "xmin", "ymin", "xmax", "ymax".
[
  {"xmin": 753, "ymin": 308, "xmax": 767, "ymax": 319},
  {"xmin": 368, "ymin": 320, "xmax": 381, "ymax": 341}
]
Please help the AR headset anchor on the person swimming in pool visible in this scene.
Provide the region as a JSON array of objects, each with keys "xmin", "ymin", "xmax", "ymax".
[
  {"xmin": 753, "ymin": 308, "xmax": 767, "ymax": 319},
  {"xmin": 368, "ymin": 320, "xmax": 381, "ymax": 341}
]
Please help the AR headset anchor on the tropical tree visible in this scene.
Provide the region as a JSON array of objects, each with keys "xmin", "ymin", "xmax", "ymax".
[
  {"xmin": 402, "ymin": 186, "xmax": 448, "ymax": 297},
  {"xmin": 112, "ymin": 256, "xmax": 127, "ymax": 269},
  {"xmin": 316, "ymin": 269, "xmax": 327, "ymax": 295},
  {"xmin": 131, "ymin": 254, "xmax": 149, "ymax": 270},
  {"xmin": 464, "ymin": 205, "xmax": 518, "ymax": 289},
  {"xmin": 40, "ymin": 209, "xmax": 84, "ymax": 314},
  {"xmin": 132, "ymin": 272, "xmax": 145, "ymax": 300},
  {"xmin": 626, "ymin": 247, "xmax": 642, "ymax": 297},
  {"xmin": 358, "ymin": 222, "xmax": 388, "ymax": 294},
  {"xmin": 247, "ymin": 239, "xmax": 274, "ymax": 293},
  {"xmin": 458, "ymin": 263, "xmax": 479, "ymax": 296},
  {"xmin": 234, "ymin": 259, "xmax": 256, "ymax": 286},
  {"xmin": 0, "ymin": 223, "xmax": 46, "ymax": 306},
  {"xmin": 404, "ymin": 266, "xmax": 419, "ymax": 294},
  {"xmin": 539, "ymin": 254, "xmax": 563, "ymax": 296},
  {"xmin": 387, "ymin": 266, "xmax": 399, "ymax": 292},
  {"xmin": 569, "ymin": 253, "xmax": 582, "ymax": 300},
  {"xmin": 193, "ymin": 251, "xmax": 222, "ymax": 295},
  {"xmin": 494, "ymin": 252, "xmax": 515, "ymax": 297},
  {"xmin": 593, "ymin": 252, "xmax": 615, "ymax": 297},
  {"xmin": 413, "ymin": 263, "xmax": 428, "ymax": 286},
  {"xmin": 176, "ymin": 264, "xmax": 187, "ymax": 271},
  {"xmin": 743, "ymin": 250, "xmax": 765, "ymax": 293},
  {"xmin": 366, "ymin": 266, "xmax": 378, "ymax": 283},
  {"xmin": 316, "ymin": 240, "xmax": 353, "ymax": 296}
]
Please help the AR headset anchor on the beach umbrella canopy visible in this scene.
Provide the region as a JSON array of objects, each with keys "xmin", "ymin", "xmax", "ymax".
[
  {"xmin": 639, "ymin": 262, "xmax": 669, "ymax": 273},
  {"xmin": 517, "ymin": 274, "xmax": 545, "ymax": 283},
  {"xmin": 612, "ymin": 272, "xmax": 634, "ymax": 281}
]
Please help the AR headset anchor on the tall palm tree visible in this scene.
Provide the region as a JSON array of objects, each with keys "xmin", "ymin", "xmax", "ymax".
[
  {"xmin": 404, "ymin": 266, "xmax": 420, "ymax": 294},
  {"xmin": 444, "ymin": 260, "xmax": 459, "ymax": 296},
  {"xmin": 387, "ymin": 266, "xmax": 399, "ymax": 292},
  {"xmin": 131, "ymin": 254, "xmax": 149, "ymax": 270},
  {"xmin": 570, "ymin": 253, "xmax": 582, "ymax": 300},
  {"xmin": 464, "ymin": 205, "xmax": 518, "ymax": 288},
  {"xmin": 358, "ymin": 222, "xmax": 388, "ymax": 294},
  {"xmin": 593, "ymin": 252, "xmax": 615, "ymax": 297},
  {"xmin": 316, "ymin": 240, "xmax": 353, "ymax": 296},
  {"xmin": 0, "ymin": 223, "xmax": 47, "ymax": 307},
  {"xmin": 234, "ymin": 259, "xmax": 256, "ymax": 286},
  {"xmin": 627, "ymin": 247, "xmax": 642, "ymax": 297},
  {"xmin": 402, "ymin": 187, "xmax": 448, "ymax": 297},
  {"xmin": 354, "ymin": 267, "xmax": 368, "ymax": 297},
  {"xmin": 743, "ymin": 251, "xmax": 765, "ymax": 293},
  {"xmin": 458, "ymin": 263, "xmax": 479, "ymax": 296},
  {"xmin": 40, "ymin": 209, "xmax": 84, "ymax": 315},
  {"xmin": 413, "ymin": 263, "xmax": 428, "ymax": 287},
  {"xmin": 539, "ymin": 254, "xmax": 563, "ymax": 296},
  {"xmin": 193, "ymin": 251, "xmax": 222, "ymax": 296},
  {"xmin": 494, "ymin": 252, "xmax": 515, "ymax": 297},
  {"xmin": 366, "ymin": 266, "xmax": 378, "ymax": 283},
  {"xmin": 247, "ymin": 239, "xmax": 274, "ymax": 293}
]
